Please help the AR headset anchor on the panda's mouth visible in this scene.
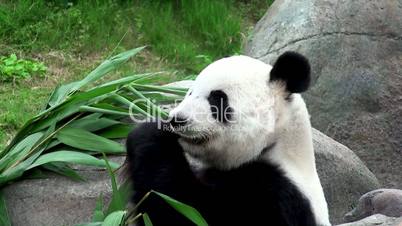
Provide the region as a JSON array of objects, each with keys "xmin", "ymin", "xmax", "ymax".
[
  {"xmin": 179, "ymin": 135, "xmax": 210, "ymax": 145},
  {"xmin": 170, "ymin": 124, "xmax": 212, "ymax": 145}
]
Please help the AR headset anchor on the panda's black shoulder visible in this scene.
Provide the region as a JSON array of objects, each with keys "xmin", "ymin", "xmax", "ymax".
[{"xmin": 201, "ymin": 161, "xmax": 317, "ymax": 226}]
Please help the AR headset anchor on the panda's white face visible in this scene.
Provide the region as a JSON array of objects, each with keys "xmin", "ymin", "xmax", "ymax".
[{"xmin": 169, "ymin": 56, "xmax": 286, "ymax": 169}]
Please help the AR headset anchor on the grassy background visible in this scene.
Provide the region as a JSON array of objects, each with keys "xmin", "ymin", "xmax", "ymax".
[{"xmin": 0, "ymin": 0, "xmax": 274, "ymax": 150}]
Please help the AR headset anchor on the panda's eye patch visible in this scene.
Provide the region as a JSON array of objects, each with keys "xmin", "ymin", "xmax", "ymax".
[{"xmin": 207, "ymin": 90, "xmax": 233, "ymax": 123}]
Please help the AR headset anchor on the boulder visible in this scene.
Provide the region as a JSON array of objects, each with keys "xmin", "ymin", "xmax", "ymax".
[
  {"xmin": 245, "ymin": 0, "xmax": 402, "ymax": 188},
  {"xmin": 313, "ymin": 128, "xmax": 380, "ymax": 224},
  {"xmin": 336, "ymin": 214, "xmax": 402, "ymax": 226},
  {"xmin": 344, "ymin": 189, "xmax": 402, "ymax": 222},
  {"xmin": 2, "ymin": 157, "xmax": 125, "ymax": 226}
]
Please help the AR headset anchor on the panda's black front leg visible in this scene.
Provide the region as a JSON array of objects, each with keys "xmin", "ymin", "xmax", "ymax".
[{"xmin": 126, "ymin": 121, "xmax": 201, "ymax": 226}]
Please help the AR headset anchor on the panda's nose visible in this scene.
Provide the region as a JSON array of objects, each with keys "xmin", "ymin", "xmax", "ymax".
[{"xmin": 169, "ymin": 115, "xmax": 188, "ymax": 128}]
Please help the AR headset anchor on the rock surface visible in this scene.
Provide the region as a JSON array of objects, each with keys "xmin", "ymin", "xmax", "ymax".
[
  {"xmin": 3, "ymin": 157, "xmax": 125, "ymax": 226},
  {"xmin": 312, "ymin": 128, "xmax": 380, "ymax": 224},
  {"xmin": 336, "ymin": 214, "xmax": 402, "ymax": 226},
  {"xmin": 245, "ymin": 0, "xmax": 402, "ymax": 188},
  {"xmin": 344, "ymin": 189, "xmax": 402, "ymax": 222}
]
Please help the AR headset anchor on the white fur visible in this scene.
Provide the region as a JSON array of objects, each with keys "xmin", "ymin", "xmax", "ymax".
[
  {"xmin": 263, "ymin": 94, "xmax": 330, "ymax": 226},
  {"xmin": 169, "ymin": 55, "xmax": 330, "ymax": 225}
]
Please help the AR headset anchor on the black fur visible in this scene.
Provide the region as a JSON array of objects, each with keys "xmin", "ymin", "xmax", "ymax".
[
  {"xmin": 207, "ymin": 90, "xmax": 233, "ymax": 123},
  {"xmin": 270, "ymin": 52, "xmax": 311, "ymax": 93},
  {"xmin": 126, "ymin": 122, "xmax": 317, "ymax": 226}
]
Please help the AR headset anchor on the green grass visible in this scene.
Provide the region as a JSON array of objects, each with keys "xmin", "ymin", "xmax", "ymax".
[
  {"xmin": 135, "ymin": 0, "xmax": 243, "ymax": 72},
  {"xmin": 0, "ymin": 0, "xmax": 274, "ymax": 151},
  {"xmin": 0, "ymin": 84, "xmax": 50, "ymax": 151},
  {"xmin": 0, "ymin": 0, "xmax": 273, "ymax": 72},
  {"xmin": 0, "ymin": 0, "xmax": 137, "ymax": 54}
]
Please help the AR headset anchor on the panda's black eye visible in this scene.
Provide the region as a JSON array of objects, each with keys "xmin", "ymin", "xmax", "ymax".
[
  {"xmin": 207, "ymin": 90, "xmax": 233, "ymax": 123},
  {"xmin": 189, "ymin": 91, "xmax": 192, "ymax": 96}
]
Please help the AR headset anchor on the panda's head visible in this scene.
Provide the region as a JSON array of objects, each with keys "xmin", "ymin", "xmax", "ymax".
[{"xmin": 169, "ymin": 52, "xmax": 311, "ymax": 169}]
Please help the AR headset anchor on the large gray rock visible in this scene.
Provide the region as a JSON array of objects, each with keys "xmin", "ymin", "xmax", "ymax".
[
  {"xmin": 313, "ymin": 128, "xmax": 380, "ymax": 224},
  {"xmin": 2, "ymin": 157, "xmax": 125, "ymax": 226},
  {"xmin": 336, "ymin": 214, "xmax": 402, "ymax": 226},
  {"xmin": 245, "ymin": 0, "xmax": 402, "ymax": 188},
  {"xmin": 344, "ymin": 189, "xmax": 402, "ymax": 222}
]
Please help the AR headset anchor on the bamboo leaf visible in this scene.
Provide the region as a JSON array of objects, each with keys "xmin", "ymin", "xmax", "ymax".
[
  {"xmin": 2, "ymin": 72, "xmax": 175, "ymax": 155},
  {"xmin": 97, "ymin": 72, "xmax": 157, "ymax": 88},
  {"xmin": 30, "ymin": 105, "xmax": 80, "ymax": 133},
  {"xmin": 116, "ymin": 180, "xmax": 132, "ymax": 211},
  {"xmin": 153, "ymin": 191, "xmax": 208, "ymax": 226},
  {"xmin": 42, "ymin": 162, "xmax": 85, "ymax": 181},
  {"xmin": 101, "ymin": 210, "xmax": 126, "ymax": 226},
  {"xmin": 104, "ymin": 154, "xmax": 124, "ymax": 215},
  {"xmin": 47, "ymin": 82, "xmax": 78, "ymax": 107},
  {"xmin": 4, "ymin": 49, "xmax": 148, "ymax": 151},
  {"xmin": 0, "ymin": 191, "xmax": 11, "ymax": 226},
  {"xmin": 75, "ymin": 223, "xmax": 102, "ymax": 226},
  {"xmin": 111, "ymin": 94, "xmax": 152, "ymax": 117},
  {"xmin": 142, "ymin": 213, "xmax": 153, "ymax": 226},
  {"xmin": 56, "ymin": 128, "xmax": 124, "ymax": 154},
  {"xmin": 98, "ymin": 124, "xmax": 133, "ymax": 139},
  {"xmin": 90, "ymin": 103, "xmax": 128, "ymax": 113},
  {"xmin": 0, "ymin": 148, "xmax": 45, "ymax": 187},
  {"xmin": 2, "ymin": 114, "xmax": 59, "ymax": 154},
  {"xmin": 27, "ymin": 151, "xmax": 120, "ymax": 170},
  {"xmin": 92, "ymin": 194, "xmax": 105, "ymax": 222},
  {"xmin": 126, "ymin": 86, "xmax": 168, "ymax": 118},
  {"xmin": 0, "ymin": 132, "xmax": 43, "ymax": 171},
  {"xmin": 48, "ymin": 47, "xmax": 145, "ymax": 106},
  {"xmin": 79, "ymin": 106, "xmax": 130, "ymax": 117},
  {"xmin": 68, "ymin": 113, "xmax": 121, "ymax": 132},
  {"xmin": 141, "ymin": 92, "xmax": 183, "ymax": 106},
  {"xmin": 131, "ymin": 84, "xmax": 187, "ymax": 95},
  {"xmin": 75, "ymin": 47, "xmax": 145, "ymax": 90},
  {"xmin": 18, "ymin": 122, "xmax": 57, "ymax": 165},
  {"xmin": 131, "ymin": 72, "xmax": 166, "ymax": 84}
]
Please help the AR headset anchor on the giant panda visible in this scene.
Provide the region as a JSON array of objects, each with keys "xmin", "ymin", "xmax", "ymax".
[{"xmin": 126, "ymin": 52, "xmax": 330, "ymax": 226}]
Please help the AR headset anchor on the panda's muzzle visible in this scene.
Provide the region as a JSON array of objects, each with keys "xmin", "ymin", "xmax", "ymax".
[
  {"xmin": 168, "ymin": 115, "xmax": 212, "ymax": 145},
  {"xmin": 168, "ymin": 115, "xmax": 188, "ymax": 128},
  {"xmin": 180, "ymin": 135, "xmax": 210, "ymax": 145}
]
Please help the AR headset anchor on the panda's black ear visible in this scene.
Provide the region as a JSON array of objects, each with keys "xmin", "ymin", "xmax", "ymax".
[{"xmin": 269, "ymin": 51, "xmax": 311, "ymax": 93}]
